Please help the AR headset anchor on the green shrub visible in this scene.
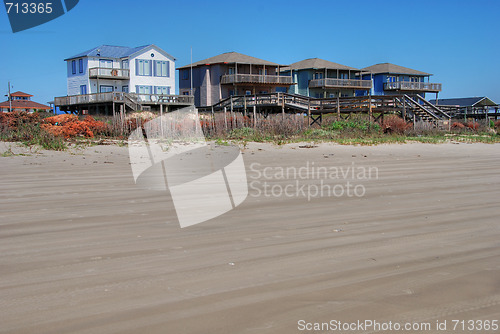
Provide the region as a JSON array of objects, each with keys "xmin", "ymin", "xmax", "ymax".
[
  {"xmin": 328, "ymin": 119, "xmax": 380, "ymax": 132},
  {"xmin": 228, "ymin": 127, "xmax": 256, "ymax": 139},
  {"xmin": 303, "ymin": 128, "xmax": 336, "ymax": 139}
]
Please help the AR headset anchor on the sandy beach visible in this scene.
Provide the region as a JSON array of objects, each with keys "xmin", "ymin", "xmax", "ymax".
[{"xmin": 1, "ymin": 141, "xmax": 499, "ymax": 333}]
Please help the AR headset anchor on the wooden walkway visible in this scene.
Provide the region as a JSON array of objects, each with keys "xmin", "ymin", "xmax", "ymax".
[{"xmin": 198, "ymin": 93, "xmax": 453, "ymax": 128}]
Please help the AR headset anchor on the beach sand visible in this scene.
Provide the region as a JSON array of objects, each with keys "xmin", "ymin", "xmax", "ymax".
[{"xmin": 1, "ymin": 141, "xmax": 499, "ymax": 333}]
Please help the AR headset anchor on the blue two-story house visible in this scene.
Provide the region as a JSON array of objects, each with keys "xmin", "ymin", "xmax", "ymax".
[
  {"xmin": 283, "ymin": 58, "xmax": 371, "ymax": 98},
  {"xmin": 360, "ymin": 63, "xmax": 442, "ymax": 99}
]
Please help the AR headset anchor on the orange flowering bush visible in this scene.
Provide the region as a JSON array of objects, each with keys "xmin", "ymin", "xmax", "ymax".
[
  {"xmin": 41, "ymin": 114, "xmax": 110, "ymax": 138},
  {"xmin": 451, "ymin": 122, "xmax": 465, "ymax": 129},
  {"xmin": 465, "ymin": 121, "xmax": 479, "ymax": 130},
  {"xmin": 83, "ymin": 116, "xmax": 110, "ymax": 136}
]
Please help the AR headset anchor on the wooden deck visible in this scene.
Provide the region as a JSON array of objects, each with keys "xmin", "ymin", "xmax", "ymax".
[
  {"xmin": 384, "ymin": 81, "xmax": 442, "ymax": 93},
  {"xmin": 54, "ymin": 92, "xmax": 194, "ymax": 115},
  {"xmin": 309, "ymin": 78, "xmax": 372, "ymax": 89},
  {"xmin": 220, "ymin": 74, "xmax": 294, "ymax": 85}
]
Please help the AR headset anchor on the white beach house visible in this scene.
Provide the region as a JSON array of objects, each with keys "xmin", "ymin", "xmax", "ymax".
[{"xmin": 64, "ymin": 44, "xmax": 175, "ymax": 97}]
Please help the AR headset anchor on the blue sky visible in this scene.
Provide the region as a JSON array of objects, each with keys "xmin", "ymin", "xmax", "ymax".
[{"xmin": 1, "ymin": 0, "xmax": 499, "ymax": 104}]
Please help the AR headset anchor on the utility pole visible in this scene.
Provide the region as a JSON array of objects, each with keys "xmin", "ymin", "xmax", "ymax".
[
  {"xmin": 8, "ymin": 81, "xmax": 12, "ymax": 112},
  {"xmin": 190, "ymin": 47, "xmax": 193, "ymax": 96}
]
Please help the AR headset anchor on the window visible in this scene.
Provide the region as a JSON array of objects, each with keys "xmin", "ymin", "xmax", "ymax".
[
  {"xmin": 136, "ymin": 85, "xmax": 152, "ymax": 94},
  {"xmin": 387, "ymin": 75, "xmax": 397, "ymax": 83},
  {"xmin": 100, "ymin": 85, "xmax": 113, "ymax": 93},
  {"xmin": 410, "ymin": 76, "xmax": 419, "ymax": 82},
  {"xmin": 99, "ymin": 59, "xmax": 113, "ymax": 68},
  {"xmin": 182, "ymin": 91, "xmax": 190, "ymax": 95},
  {"xmin": 80, "ymin": 85, "xmax": 87, "ymax": 95},
  {"xmin": 314, "ymin": 72, "xmax": 324, "ymax": 79},
  {"xmin": 122, "ymin": 85, "xmax": 128, "ymax": 93},
  {"xmin": 228, "ymin": 68, "xmax": 235, "ymax": 75},
  {"xmin": 122, "ymin": 60, "xmax": 129, "ymax": 69},
  {"xmin": 71, "ymin": 60, "xmax": 76, "ymax": 74},
  {"xmin": 259, "ymin": 68, "xmax": 268, "ymax": 75},
  {"xmin": 99, "ymin": 59, "xmax": 113, "ymax": 75},
  {"xmin": 78, "ymin": 59, "xmax": 83, "ymax": 73},
  {"xmin": 155, "ymin": 86, "xmax": 171, "ymax": 95},
  {"xmin": 182, "ymin": 70, "xmax": 189, "ymax": 80},
  {"xmin": 340, "ymin": 72, "xmax": 348, "ymax": 79},
  {"xmin": 136, "ymin": 59, "xmax": 152, "ymax": 76},
  {"xmin": 154, "ymin": 61, "xmax": 170, "ymax": 77},
  {"xmin": 245, "ymin": 90, "xmax": 252, "ymax": 95}
]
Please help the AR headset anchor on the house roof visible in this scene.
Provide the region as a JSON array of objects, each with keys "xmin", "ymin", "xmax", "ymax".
[
  {"xmin": 429, "ymin": 97, "xmax": 498, "ymax": 107},
  {"xmin": 177, "ymin": 52, "xmax": 280, "ymax": 69},
  {"xmin": 10, "ymin": 91, "xmax": 33, "ymax": 97},
  {"xmin": 64, "ymin": 44, "xmax": 174, "ymax": 61},
  {"xmin": 288, "ymin": 58, "xmax": 359, "ymax": 71},
  {"xmin": 0, "ymin": 100, "xmax": 50, "ymax": 110},
  {"xmin": 361, "ymin": 63, "xmax": 431, "ymax": 76}
]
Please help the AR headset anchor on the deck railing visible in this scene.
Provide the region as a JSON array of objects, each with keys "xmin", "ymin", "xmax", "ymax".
[
  {"xmin": 54, "ymin": 92, "xmax": 194, "ymax": 106},
  {"xmin": 221, "ymin": 74, "xmax": 294, "ymax": 85},
  {"xmin": 88, "ymin": 67, "xmax": 130, "ymax": 79},
  {"xmin": 309, "ymin": 78, "xmax": 372, "ymax": 89},
  {"xmin": 384, "ymin": 81, "xmax": 442, "ymax": 92}
]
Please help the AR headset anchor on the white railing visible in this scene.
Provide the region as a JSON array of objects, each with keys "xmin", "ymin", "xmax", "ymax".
[
  {"xmin": 221, "ymin": 74, "xmax": 294, "ymax": 84},
  {"xmin": 89, "ymin": 67, "xmax": 130, "ymax": 79},
  {"xmin": 309, "ymin": 78, "xmax": 372, "ymax": 89},
  {"xmin": 384, "ymin": 81, "xmax": 442, "ymax": 92}
]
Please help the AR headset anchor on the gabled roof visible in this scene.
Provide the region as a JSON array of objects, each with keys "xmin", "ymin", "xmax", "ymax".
[
  {"xmin": 64, "ymin": 44, "xmax": 175, "ymax": 61},
  {"xmin": 177, "ymin": 52, "xmax": 280, "ymax": 69},
  {"xmin": 288, "ymin": 58, "xmax": 359, "ymax": 71},
  {"xmin": 10, "ymin": 91, "xmax": 33, "ymax": 97},
  {"xmin": 429, "ymin": 97, "xmax": 498, "ymax": 107},
  {"xmin": 361, "ymin": 63, "xmax": 431, "ymax": 76}
]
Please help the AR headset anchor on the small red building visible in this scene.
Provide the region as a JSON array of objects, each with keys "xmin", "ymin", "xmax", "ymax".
[{"xmin": 0, "ymin": 91, "xmax": 50, "ymax": 112}]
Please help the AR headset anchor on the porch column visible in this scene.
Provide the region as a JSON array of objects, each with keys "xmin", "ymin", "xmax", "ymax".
[{"xmin": 235, "ymin": 63, "xmax": 238, "ymax": 95}]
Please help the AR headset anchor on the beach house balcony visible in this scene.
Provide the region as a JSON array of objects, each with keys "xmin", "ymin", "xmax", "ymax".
[
  {"xmin": 309, "ymin": 78, "xmax": 372, "ymax": 90},
  {"xmin": 88, "ymin": 67, "xmax": 130, "ymax": 80},
  {"xmin": 384, "ymin": 81, "xmax": 442, "ymax": 93},
  {"xmin": 221, "ymin": 73, "xmax": 293, "ymax": 85}
]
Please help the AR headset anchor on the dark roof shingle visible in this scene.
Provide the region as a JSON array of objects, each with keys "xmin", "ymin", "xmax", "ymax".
[
  {"xmin": 287, "ymin": 58, "xmax": 359, "ymax": 71},
  {"xmin": 177, "ymin": 52, "xmax": 280, "ymax": 69},
  {"xmin": 65, "ymin": 44, "xmax": 153, "ymax": 60},
  {"xmin": 289, "ymin": 58, "xmax": 359, "ymax": 71},
  {"xmin": 429, "ymin": 97, "xmax": 498, "ymax": 107},
  {"xmin": 361, "ymin": 63, "xmax": 431, "ymax": 76}
]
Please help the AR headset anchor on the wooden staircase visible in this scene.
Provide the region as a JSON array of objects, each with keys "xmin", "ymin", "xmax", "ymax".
[
  {"xmin": 395, "ymin": 94, "xmax": 451, "ymax": 128},
  {"xmin": 123, "ymin": 93, "xmax": 142, "ymax": 112}
]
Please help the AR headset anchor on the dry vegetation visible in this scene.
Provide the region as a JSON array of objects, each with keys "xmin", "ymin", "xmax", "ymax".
[{"xmin": 1, "ymin": 110, "xmax": 499, "ymax": 150}]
